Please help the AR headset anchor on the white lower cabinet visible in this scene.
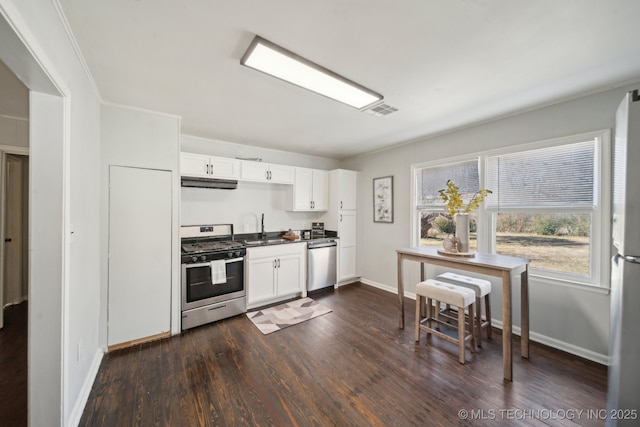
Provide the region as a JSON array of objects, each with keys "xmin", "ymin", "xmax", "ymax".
[{"xmin": 246, "ymin": 242, "xmax": 307, "ymax": 308}]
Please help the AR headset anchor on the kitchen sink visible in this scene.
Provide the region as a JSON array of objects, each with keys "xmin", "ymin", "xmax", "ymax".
[{"xmin": 243, "ymin": 239, "xmax": 287, "ymax": 246}]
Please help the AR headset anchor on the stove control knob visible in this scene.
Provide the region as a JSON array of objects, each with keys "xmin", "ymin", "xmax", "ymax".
[
  {"xmin": 228, "ymin": 251, "xmax": 233, "ymax": 258},
  {"xmin": 235, "ymin": 250, "xmax": 241, "ymax": 257},
  {"xmin": 200, "ymin": 255, "xmax": 206, "ymax": 262},
  {"xmin": 191, "ymin": 256, "xmax": 198, "ymax": 263}
]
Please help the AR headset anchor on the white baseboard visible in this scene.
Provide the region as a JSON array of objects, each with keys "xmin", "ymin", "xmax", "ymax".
[
  {"xmin": 359, "ymin": 277, "xmax": 609, "ymax": 366},
  {"xmin": 68, "ymin": 348, "xmax": 104, "ymax": 427}
]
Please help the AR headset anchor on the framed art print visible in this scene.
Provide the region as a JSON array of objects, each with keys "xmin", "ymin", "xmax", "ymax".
[{"xmin": 373, "ymin": 176, "xmax": 393, "ymax": 223}]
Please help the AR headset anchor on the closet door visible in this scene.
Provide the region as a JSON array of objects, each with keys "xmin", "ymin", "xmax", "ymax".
[{"xmin": 108, "ymin": 166, "xmax": 171, "ymax": 348}]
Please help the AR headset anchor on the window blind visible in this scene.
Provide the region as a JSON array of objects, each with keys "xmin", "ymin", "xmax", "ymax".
[
  {"xmin": 416, "ymin": 160, "xmax": 479, "ymax": 208},
  {"xmin": 486, "ymin": 140, "xmax": 595, "ymax": 209}
]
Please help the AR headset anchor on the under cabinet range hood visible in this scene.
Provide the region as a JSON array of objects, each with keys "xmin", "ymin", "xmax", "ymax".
[{"xmin": 180, "ymin": 176, "xmax": 238, "ymax": 190}]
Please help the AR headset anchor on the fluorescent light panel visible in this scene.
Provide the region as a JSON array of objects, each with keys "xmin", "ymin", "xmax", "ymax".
[{"xmin": 241, "ymin": 36, "xmax": 382, "ymax": 109}]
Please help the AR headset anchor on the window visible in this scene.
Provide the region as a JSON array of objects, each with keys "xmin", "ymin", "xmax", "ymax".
[
  {"xmin": 414, "ymin": 159, "xmax": 481, "ymax": 251},
  {"xmin": 412, "ymin": 130, "xmax": 610, "ymax": 288},
  {"xmin": 485, "ymin": 135, "xmax": 607, "ymax": 284}
]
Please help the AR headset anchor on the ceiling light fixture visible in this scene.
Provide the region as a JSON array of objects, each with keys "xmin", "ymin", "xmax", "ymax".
[{"xmin": 241, "ymin": 36, "xmax": 383, "ymax": 110}]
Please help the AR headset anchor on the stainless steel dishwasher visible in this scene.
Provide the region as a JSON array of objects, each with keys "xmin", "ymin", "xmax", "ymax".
[{"xmin": 307, "ymin": 239, "xmax": 337, "ymax": 292}]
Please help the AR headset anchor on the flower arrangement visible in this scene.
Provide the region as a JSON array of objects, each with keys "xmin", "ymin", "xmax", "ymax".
[{"xmin": 438, "ymin": 179, "xmax": 492, "ymax": 217}]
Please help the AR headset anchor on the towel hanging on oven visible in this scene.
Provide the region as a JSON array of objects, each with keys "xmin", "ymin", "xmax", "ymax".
[{"xmin": 210, "ymin": 260, "xmax": 227, "ymax": 284}]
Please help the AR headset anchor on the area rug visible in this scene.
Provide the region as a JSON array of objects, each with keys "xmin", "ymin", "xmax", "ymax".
[{"xmin": 246, "ymin": 297, "xmax": 332, "ymax": 335}]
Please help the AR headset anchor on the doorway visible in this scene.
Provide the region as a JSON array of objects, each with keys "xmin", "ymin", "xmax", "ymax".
[{"xmin": 2, "ymin": 154, "xmax": 29, "ymax": 318}]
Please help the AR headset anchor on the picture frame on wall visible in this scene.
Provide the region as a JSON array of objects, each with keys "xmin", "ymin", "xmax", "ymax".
[{"xmin": 373, "ymin": 176, "xmax": 393, "ymax": 223}]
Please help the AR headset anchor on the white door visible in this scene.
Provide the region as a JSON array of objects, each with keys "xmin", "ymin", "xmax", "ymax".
[
  {"xmin": 2, "ymin": 154, "xmax": 29, "ymax": 328},
  {"xmin": 108, "ymin": 166, "xmax": 172, "ymax": 347}
]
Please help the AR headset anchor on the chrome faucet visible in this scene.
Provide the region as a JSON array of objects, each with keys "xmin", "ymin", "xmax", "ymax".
[{"xmin": 261, "ymin": 213, "xmax": 266, "ymax": 238}]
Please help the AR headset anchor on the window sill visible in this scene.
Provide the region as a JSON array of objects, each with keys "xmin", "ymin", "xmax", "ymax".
[{"xmin": 529, "ymin": 272, "xmax": 611, "ymax": 295}]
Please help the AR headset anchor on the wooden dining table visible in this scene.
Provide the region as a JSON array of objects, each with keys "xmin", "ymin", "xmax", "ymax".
[{"xmin": 396, "ymin": 246, "xmax": 530, "ymax": 381}]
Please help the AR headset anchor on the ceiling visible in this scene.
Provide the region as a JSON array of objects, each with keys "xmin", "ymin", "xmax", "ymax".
[{"xmin": 58, "ymin": 0, "xmax": 640, "ymax": 160}]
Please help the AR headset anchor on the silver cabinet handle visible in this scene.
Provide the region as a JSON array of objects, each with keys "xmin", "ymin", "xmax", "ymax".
[
  {"xmin": 277, "ymin": 259, "xmax": 280, "ymax": 268},
  {"xmin": 269, "ymin": 170, "xmax": 272, "ymax": 180},
  {"xmin": 340, "ymin": 214, "xmax": 343, "ymax": 222},
  {"xmin": 340, "ymin": 201, "xmax": 343, "ymax": 209}
]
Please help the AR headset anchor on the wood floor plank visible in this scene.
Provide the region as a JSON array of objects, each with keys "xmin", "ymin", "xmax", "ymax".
[
  {"xmin": 0, "ymin": 302, "xmax": 28, "ymax": 427},
  {"xmin": 80, "ymin": 283, "xmax": 607, "ymax": 426}
]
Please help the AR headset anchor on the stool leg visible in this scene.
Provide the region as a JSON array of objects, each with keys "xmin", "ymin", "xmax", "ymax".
[
  {"xmin": 426, "ymin": 298, "xmax": 433, "ymax": 335},
  {"xmin": 415, "ymin": 295, "xmax": 422, "ymax": 343},
  {"xmin": 458, "ymin": 307, "xmax": 466, "ymax": 364},
  {"xmin": 468, "ymin": 303, "xmax": 475, "ymax": 353},
  {"xmin": 485, "ymin": 294, "xmax": 492, "ymax": 339},
  {"xmin": 476, "ymin": 296, "xmax": 482, "ymax": 347},
  {"xmin": 434, "ymin": 300, "xmax": 440, "ymax": 330}
]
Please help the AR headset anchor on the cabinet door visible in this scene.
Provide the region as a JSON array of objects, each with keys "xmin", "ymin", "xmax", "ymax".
[
  {"xmin": 293, "ymin": 167, "xmax": 313, "ymax": 210},
  {"xmin": 339, "ymin": 245, "xmax": 357, "ymax": 281},
  {"xmin": 209, "ymin": 156, "xmax": 239, "ymax": 179},
  {"xmin": 338, "ymin": 210, "xmax": 356, "ymax": 247},
  {"xmin": 338, "ymin": 210, "xmax": 357, "ymax": 281},
  {"xmin": 268, "ymin": 164, "xmax": 294, "ymax": 184},
  {"xmin": 180, "ymin": 152, "xmax": 210, "ymax": 178},
  {"xmin": 108, "ymin": 166, "xmax": 171, "ymax": 347},
  {"xmin": 340, "ymin": 170, "xmax": 357, "ymax": 210},
  {"xmin": 240, "ymin": 161, "xmax": 269, "ymax": 182},
  {"xmin": 246, "ymin": 257, "xmax": 277, "ymax": 304},
  {"xmin": 277, "ymin": 253, "xmax": 304, "ymax": 296},
  {"xmin": 312, "ymin": 170, "xmax": 329, "ymax": 210}
]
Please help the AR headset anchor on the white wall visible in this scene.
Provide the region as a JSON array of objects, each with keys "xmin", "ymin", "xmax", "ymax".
[
  {"xmin": 342, "ymin": 82, "xmax": 640, "ymax": 363},
  {"xmin": 181, "ymin": 134, "xmax": 340, "ymax": 233},
  {"xmin": 0, "ymin": 59, "xmax": 29, "ymax": 147},
  {"xmin": 0, "ymin": 116, "xmax": 28, "ymax": 147},
  {"xmin": 1, "ymin": 1, "xmax": 102, "ymax": 425}
]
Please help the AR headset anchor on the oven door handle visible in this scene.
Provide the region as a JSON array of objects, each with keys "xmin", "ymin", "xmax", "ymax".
[
  {"xmin": 184, "ymin": 261, "xmax": 212, "ymax": 269},
  {"xmin": 185, "ymin": 258, "xmax": 244, "ymax": 268}
]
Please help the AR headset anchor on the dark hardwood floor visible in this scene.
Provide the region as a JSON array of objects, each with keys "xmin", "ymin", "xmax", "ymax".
[
  {"xmin": 80, "ymin": 283, "xmax": 607, "ymax": 426},
  {"xmin": 0, "ymin": 302, "xmax": 28, "ymax": 427}
]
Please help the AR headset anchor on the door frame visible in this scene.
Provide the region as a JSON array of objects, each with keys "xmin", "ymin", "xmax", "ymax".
[
  {"xmin": 1, "ymin": 3, "xmax": 71, "ymax": 426},
  {"xmin": 0, "ymin": 145, "xmax": 29, "ymax": 329}
]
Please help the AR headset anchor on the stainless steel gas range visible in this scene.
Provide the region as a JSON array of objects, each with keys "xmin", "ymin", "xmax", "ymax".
[{"xmin": 180, "ymin": 224, "xmax": 246, "ymax": 330}]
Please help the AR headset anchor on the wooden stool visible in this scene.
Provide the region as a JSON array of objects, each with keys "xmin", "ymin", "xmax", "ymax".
[
  {"xmin": 415, "ymin": 279, "xmax": 476, "ymax": 364},
  {"xmin": 436, "ymin": 272, "xmax": 492, "ymax": 347}
]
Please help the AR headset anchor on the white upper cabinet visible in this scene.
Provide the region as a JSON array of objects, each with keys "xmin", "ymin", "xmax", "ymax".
[
  {"xmin": 333, "ymin": 169, "xmax": 357, "ymax": 210},
  {"xmin": 240, "ymin": 160, "xmax": 294, "ymax": 184},
  {"xmin": 180, "ymin": 152, "xmax": 239, "ymax": 179},
  {"xmin": 291, "ymin": 167, "xmax": 328, "ymax": 211}
]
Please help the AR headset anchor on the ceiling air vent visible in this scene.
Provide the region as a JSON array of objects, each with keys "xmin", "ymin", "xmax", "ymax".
[{"xmin": 363, "ymin": 103, "xmax": 398, "ymax": 117}]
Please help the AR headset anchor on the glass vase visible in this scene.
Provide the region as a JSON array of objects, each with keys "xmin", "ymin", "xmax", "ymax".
[{"xmin": 455, "ymin": 213, "xmax": 470, "ymax": 253}]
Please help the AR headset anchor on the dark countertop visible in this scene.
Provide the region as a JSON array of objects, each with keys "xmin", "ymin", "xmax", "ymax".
[{"xmin": 236, "ymin": 230, "xmax": 338, "ymax": 247}]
